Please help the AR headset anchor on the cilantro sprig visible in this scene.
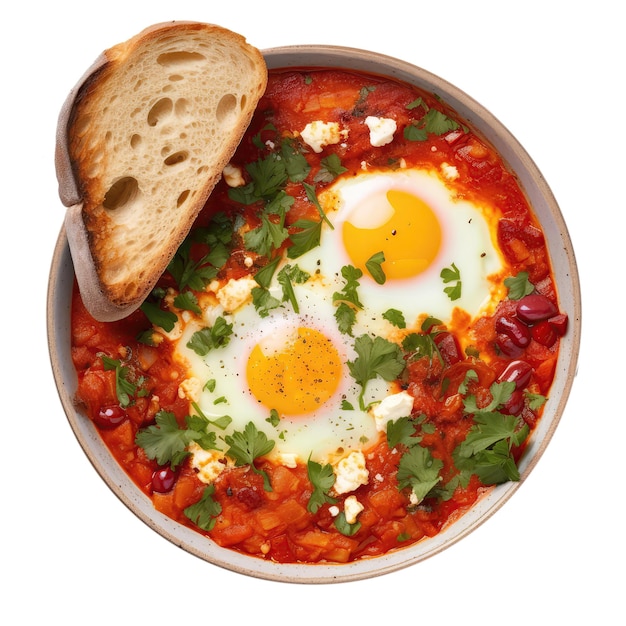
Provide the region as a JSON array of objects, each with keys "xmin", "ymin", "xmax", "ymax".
[
  {"xmin": 306, "ymin": 458, "xmax": 337, "ymax": 513},
  {"xmin": 224, "ymin": 422, "xmax": 275, "ymax": 491},
  {"xmin": 347, "ymin": 335, "xmax": 405, "ymax": 410},
  {"xmin": 453, "ymin": 380, "xmax": 530, "ymax": 484},
  {"xmin": 100, "ymin": 354, "xmax": 147, "ymax": 408},
  {"xmin": 135, "ymin": 410, "xmax": 219, "ymax": 471},
  {"xmin": 184, "ymin": 485, "xmax": 222, "ymax": 531},
  {"xmin": 397, "ymin": 445, "xmax": 443, "ymax": 505},
  {"xmin": 333, "ymin": 265, "xmax": 364, "ymax": 335},
  {"xmin": 440, "ymin": 262, "xmax": 462, "ymax": 301}
]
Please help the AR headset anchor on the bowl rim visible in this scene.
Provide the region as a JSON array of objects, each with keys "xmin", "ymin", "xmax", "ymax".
[{"xmin": 47, "ymin": 43, "xmax": 581, "ymax": 584}]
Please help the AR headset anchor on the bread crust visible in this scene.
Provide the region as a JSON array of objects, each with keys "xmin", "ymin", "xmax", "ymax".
[{"xmin": 55, "ymin": 21, "xmax": 267, "ymax": 321}]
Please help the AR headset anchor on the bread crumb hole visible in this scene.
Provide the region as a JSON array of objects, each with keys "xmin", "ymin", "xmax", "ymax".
[
  {"xmin": 130, "ymin": 134, "xmax": 142, "ymax": 149},
  {"xmin": 164, "ymin": 151, "xmax": 188, "ymax": 166},
  {"xmin": 103, "ymin": 177, "xmax": 138, "ymax": 211},
  {"xmin": 156, "ymin": 51, "xmax": 206, "ymax": 68},
  {"xmin": 216, "ymin": 93, "xmax": 237, "ymax": 125},
  {"xmin": 177, "ymin": 190, "xmax": 190, "ymax": 207},
  {"xmin": 147, "ymin": 98, "xmax": 173, "ymax": 127}
]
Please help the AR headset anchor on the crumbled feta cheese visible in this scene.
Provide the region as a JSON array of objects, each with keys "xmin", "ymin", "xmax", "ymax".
[
  {"xmin": 300, "ymin": 121, "xmax": 342, "ymax": 153},
  {"xmin": 328, "ymin": 505, "xmax": 340, "ymax": 517},
  {"xmin": 441, "ymin": 162, "xmax": 459, "ymax": 181},
  {"xmin": 178, "ymin": 377, "xmax": 203, "ymax": 402},
  {"xmin": 370, "ymin": 391, "xmax": 414, "ymax": 432},
  {"xmin": 188, "ymin": 443, "xmax": 226, "ymax": 484},
  {"xmin": 212, "ymin": 276, "xmax": 257, "ymax": 313},
  {"xmin": 365, "ymin": 116, "xmax": 397, "ymax": 147},
  {"xmin": 222, "ymin": 163, "xmax": 245, "ymax": 187},
  {"xmin": 333, "ymin": 450, "xmax": 369, "ymax": 494},
  {"xmin": 343, "ymin": 495, "xmax": 364, "ymax": 524},
  {"xmin": 276, "ymin": 452, "xmax": 299, "ymax": 469}
]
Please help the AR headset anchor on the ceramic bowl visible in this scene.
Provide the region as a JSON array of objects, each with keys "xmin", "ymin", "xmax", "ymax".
[{"xmin": 47, "ymin": 45, "xmax": 581, "ymax": 583}]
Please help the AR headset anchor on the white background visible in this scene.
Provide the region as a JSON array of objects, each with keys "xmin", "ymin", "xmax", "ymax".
[{"xmin": 2, "ymin": 1, "xmax": 621, "ymax": 623}]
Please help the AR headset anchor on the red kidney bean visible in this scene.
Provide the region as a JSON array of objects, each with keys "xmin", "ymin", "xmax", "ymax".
[
  {"xmin": 94, "ymin": 405, "xmax": 127, "ymax": 429},
  {"xmin": 516, "ymin": 294, "xmax": 558, "ymax": 324},
  {"xmin": 497, "ymin": 359, "xmax": 533, "ymax": 389},
  {"xmin": 532, "ymin": 320, "xmax": 557, "ymax": 347},
  {"xmin": 548, "ymin": 313, "xmax": 569, "ymax": 337},
  {"xmin": 152, "ymin": 466, "xmax": 177, "ymax": 493},
  {"xmin": 501, "ymin": 388, "xmax": 525, "ymax": 416},
  {"xmin": 434, "ymin": 331, "xmax": 462, "ymax": 365},
  {"xmin": 495, "ymin": 315, "xmax": 531, "ymax": 348},
  {"xmin": 496, "ymin": 334, "xmax": 524, "ymax": 358}
]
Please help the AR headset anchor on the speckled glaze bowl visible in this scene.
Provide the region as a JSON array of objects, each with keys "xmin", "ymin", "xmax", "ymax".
[{"xmin": 47, "ymin": 45, "xmax": 581, "ymax": 583}]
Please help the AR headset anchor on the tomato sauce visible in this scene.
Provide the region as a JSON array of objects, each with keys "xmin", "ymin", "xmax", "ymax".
[{"xmin": 70, "ymin": 69, "xmax": 567, "ymax": 564}]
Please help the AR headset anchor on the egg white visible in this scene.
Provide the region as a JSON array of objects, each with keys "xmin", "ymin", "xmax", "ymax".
[
  {"xmin": 312, "ymin": 167, "xmax": 505, "ymax": 329},
  {"xmin": 175, "ymin": 277, "xmax": 394, "ymax": 465}
]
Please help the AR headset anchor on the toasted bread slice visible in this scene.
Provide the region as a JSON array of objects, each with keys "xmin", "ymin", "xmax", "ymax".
[{"xmin": 55, "ymin": 21, "xmax": 267, "ymax": 321}]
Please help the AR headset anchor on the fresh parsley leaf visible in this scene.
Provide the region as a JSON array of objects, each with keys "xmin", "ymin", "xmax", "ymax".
[
  {"xmin": 525, "ymin": 391, "xmax": 547, "ymax": 410},
  {"xmin": 314, "ymin": 153, "xmax": 348, "ymax": 183},
  {"xmin": 464, "ymin": 380, "xmax": 516, "ymax": 415},
  {"xmin": 333, "ymin": 265, "xmax": 364, "ymax": 310},
  {"xmin": 287, "ymin": 218, "xmax": 323, "ymax": 259},
  {"xmin": 266, "ymin": 409, "xmax": 280, "ymax": 427},
  {"xmin": 347, "ymin": 335, "xmax": 405, "ymax": 410},
  {"xmin": 365, "ymin": 251, "xmax": 386, "ymax": 284},
  {"xmin": 184, "ymin": 485, "xmax": 222, "ymax": 531},
  {"xmin": 186, "ymin": 317, "xmax": 233, "ymax": 356},
  {"xmin": 440, "ymin": 262, "xmax": 462, "ymax": 301},
  {"xmin": 100, "ymin": 355, "xmax": 144, "ymax": 408},
  {"xmin": 504, "ymin": 271, "xmax": 535, "ymax": 300},
  {"xmin": 334, "ymin": 302, "xmax": 357, "ymax": 336},
  {"xmin": 334, "ymin": 511, "xmax": 362, "ymax": 536},
  {"xmin": 251, "ymin": 286, "xmax": 282, "ymax": 318},
  {"xmin": 224, "ymin": 422, "xmax": 275, "ymax": 491},
  {"xmin": 173, "ymin": 291, "xmax": 202, "ymax": 315},
  {"xmin": 397, "ymin": 445, "xmax": 443, "ymax": 504},
  {"xmin": 281, "ymin": 139, "xmax": 311, "ymax": 182},
  {"xmin": 244, "ymin": 214, "xmax": 289, "ymax": 257},
  {"xmin": 135, "ymin": 410, "xmax": 197, "ymax": 470},
  {"xmin": 303, "ymin": 182, "xmax": 334, "ymax": 230},
  {"xmin": 387, "ymin": 416, "xmax": 422, "ymax": 448},
  {"xmin": 254, "ymin": 256, "xmax": 281, "ymax": 288},
  {"xmin": 140, "ymin": 301, "xmax": 178, "ymax": 332},
  {"xmin": 307, "ymin": 458, "xmax": 337, "ymax": 513},
  {"xmin": 382, "ymin": 308, "xmax": 406, "ymax": 329},
  {"xmin": 277, "ymin": 263, "xmax": 310, "ymax": 313}
]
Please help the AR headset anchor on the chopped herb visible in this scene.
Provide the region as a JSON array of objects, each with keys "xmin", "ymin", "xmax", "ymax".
[
  {"xmin": 266, "ymin": 409, "xmax": 280, "ymax": 427},
  {"xmin": 186, "ymin": 317, "xmax": 234, "ymax": 356},
  {"xmin": 251, "ymin": 286, "xmax": 282, "ymax": 317},
  {"xmin": 315, "ymin": 153, "xmax": 348, "ymax": 183},
  {"xmin": 441, "ymin": 262, "xmax": 462, "ymax": 301},
  {"xmin": 334, "ymin": 511, "xmax": 361, "ymax": 536},
  {"xmin": 347, "ymin": 334, "xmax": 405, "ymax": 410},
  {"xmin": 277, "ymin": 263, "xmax": 310, "ymax": 313},
  {"xmin": 397, "ymin": 444, "xmax": 443, "ymax": 504},
  {"xmin": 173, "ymin": 290, "xmax": 202, "ymax": 315},
  {"xmin": 224, "ymin": 422, "xmax": 275, "ymax": 491},
  {"xmin": 365, "ymin": 251, "xmax": 386, "ymax": 284},
  {"xmin": 306, "ymin": 458, "xmax": 337, "ymax": 513},
  {"xmin": 382, "ymin": 308, "xmax": 406, "ymax": 329},
  {"xmin": 387, "ymin": 416, "xmax": 422, "ymax": 449},
  {"xmin": 135, "ymin": 410, "xmax": 217, "ymax": 470},
  {"xmin": 504, "ymin": 271, "xmax": 535, "ymax": 300},
  {"xmin": 140, "ymin": 300, "xmax": 178, "ymax": 333},
  {"xmin": 100, "ymin": 354, "xmax": 146, "ymax": 408},
  {"xmin": 184, "ymin": 485, "xmax": 222, "ymax": 531}
]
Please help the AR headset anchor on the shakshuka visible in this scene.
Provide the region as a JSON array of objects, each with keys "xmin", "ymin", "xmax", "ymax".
[{"xmin": 70, "ymin": 68, "xmax": 568, "ymax": 564}]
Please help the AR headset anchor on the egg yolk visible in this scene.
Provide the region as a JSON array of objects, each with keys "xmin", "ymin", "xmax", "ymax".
[
  {"xmin": 342, "ymin": 188, "xmax": 442, "ymax": 279},
  {"xmin": 246, "ymin": 327, "xmax": 342, "ymax": 416}
]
